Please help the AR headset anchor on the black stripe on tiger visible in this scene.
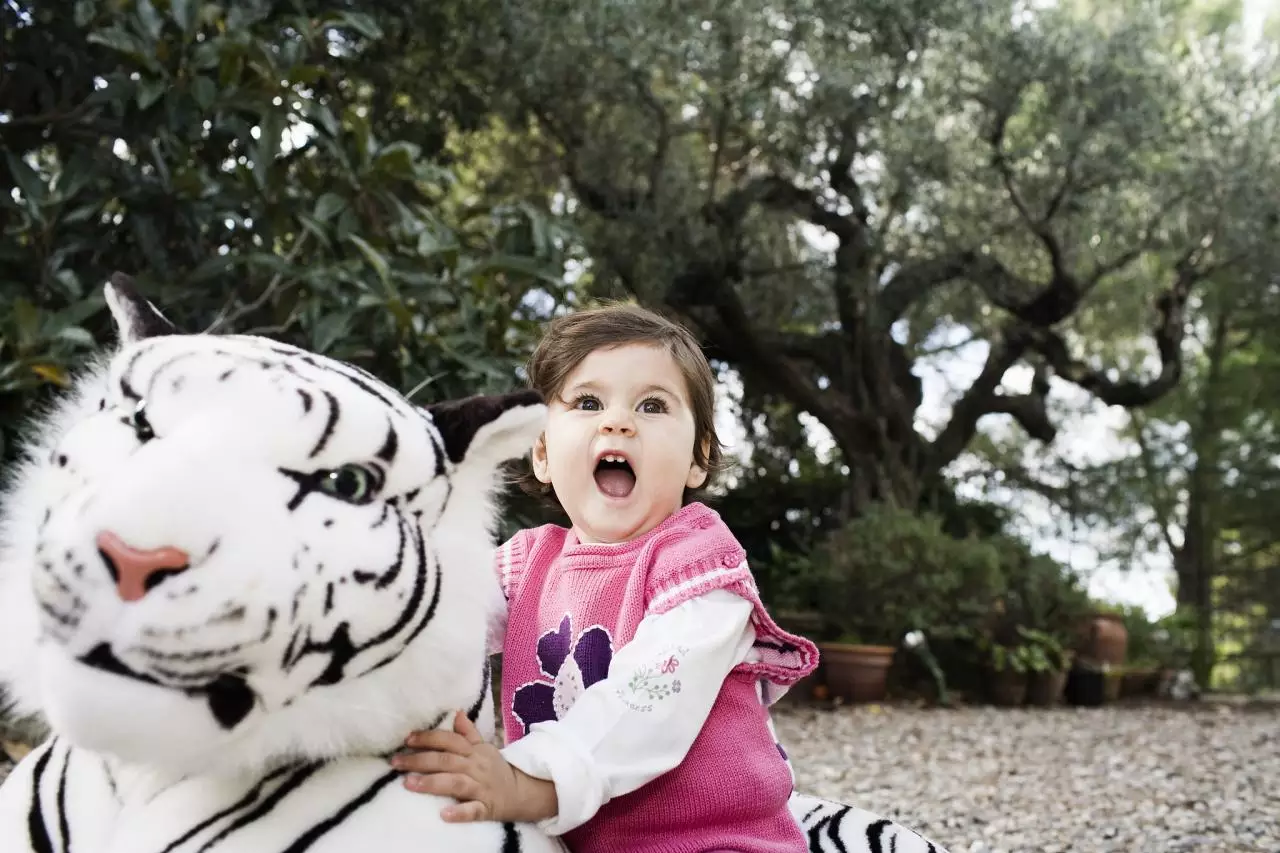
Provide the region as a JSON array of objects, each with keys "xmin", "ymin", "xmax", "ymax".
[
  {"xmin": 26, "ymin": 739, "xmax": 56, "ymax": 853},
  {"xmin": 502, "ymin": 821, "xmax": 522, "ymax": 853},
  {"xmin": 279, "ymin": 350, "xmax": 401, "ymax": 411},
  {"xmin": 55, "ymin": 743, "xmax": 71, "ymax": 853},
  {"xmin": 824, "ymin": 806, "xmax": 851, "ymax": 853},
  {"xmin": 356, "ymin": 528, "xmax": 442, "ymax": 680},
  {"xmin": 293, "ymin": 514, "xmax": 437, "ymax": 688},
  {"xmin": 192, "ymin": 762, "xmax": 323, "ymax": 852},
  {"xmin": 865, "ymin": 817, "xmax": 891, "ymax": 853},
  {"xmin": 376, "ymin": 420, "xmax": 399, "ymax": 463},
  {"xmin": 806, "ymin": 812, "xmax": 833, "ymax": 852},
  {"xmin": 468, "ymin": 659, "xmax": 492, "ymax": 723},
  {"xmin": 308, "ymin": 390, "xmax": 340, "ymax": 459},
  {"xmin": 154, "ymin": 765, "xmax": 294, "ymax": 853},
  {"xmin": 362, "ymin": 504, "xmax": 408, "ymax": 590},
  {"xmin": 118, "ymin": 336, "xmax": 162, "ymax": 399},
  {"xmin": 277, "ymin": 770, "xmax": 401, "ymax": 853}
]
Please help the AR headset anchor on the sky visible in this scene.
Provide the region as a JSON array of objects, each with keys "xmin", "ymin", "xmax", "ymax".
[{"xmin": 1243, "ymin": 0, "xmax": 1271, "ymax": 43}]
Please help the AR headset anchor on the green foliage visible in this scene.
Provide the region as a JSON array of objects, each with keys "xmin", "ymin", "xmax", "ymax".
[
  {"xmin": 986, "ymin": 641, "xmax": 1038, "ymax": 675},
  {"xmin": 0, "ymin": 0, "xmax": 568, "ymax": 462},
  {"xmin": 465, "ymin": 0, "xmax": 1280, "ymax": 521},
  {"xmin": 710, "ymin": 386, "xmax": 846, "ymax": 608},
  {"xmin": 809, "ymin": 506, "xmax": 1006, "ymax": 646},
  {"xmin": 988, "ymin": 536, "xmax": 1093, "ymax": 651}
]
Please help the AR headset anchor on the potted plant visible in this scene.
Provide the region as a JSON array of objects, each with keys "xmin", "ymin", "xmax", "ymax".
[
  {"xmin": 808, "ymin": 507, "xmax": 1005, "ymax": 704},
  {"xmin": 818, "ymin": 633, "xmax": 897, "ymax": 703},
  {"xmin": 985, "ymin": 641, "xmax": 1033, "ymax": 705},
  {"xmin": 1019, "ymin": 626, "xmax": 1073, "ymax": 706}
]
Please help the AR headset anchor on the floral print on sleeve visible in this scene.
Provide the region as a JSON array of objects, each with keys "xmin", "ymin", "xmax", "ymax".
[{"xmin": 615, "ymin": 644, "xmax": 690, "ymax": 713}]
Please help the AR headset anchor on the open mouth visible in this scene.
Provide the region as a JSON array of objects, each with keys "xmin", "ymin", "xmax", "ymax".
[{"xmin": 594, "ymin": 453, "xmax": 636, "ymax": 499}]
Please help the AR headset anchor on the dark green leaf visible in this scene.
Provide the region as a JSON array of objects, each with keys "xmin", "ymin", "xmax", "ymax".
[
  {"xmin": 86, "ymin": 25, "xmax": 145, "ymax": 57},
  {"xmin": 170, "ymin": 0, "xmax": 195, "ymax": 34},
  {"xmin": 191, "ymin": 76, "xmax": 217, "ymax": 110},
  {"xmin": 346, "ymin": 234, "xmax": 391, "ymax": 286},
  {"xmin": 334, "ymin": 12, "xmax": 383, "ymax": 40},
  {"xmin": 12, "ymin": 300, "xmax": 40, "ymax": 350},
  {"xmin": 56, "ymin": 326, "xmax": 96, "ymax": 348},
  {"xmin": 372, "ymin": 141, "xmax": 420, "ymax": 180},
  {"xmin": 136, "ymin": 0, "xmax": 163, "ymax": 41},
  {"xmin": 4, "ymin": 152, "xmax": 46, "ymax": 206},
  {"xmin": 314, "ymin": 193, "xmax": 347, "ymax": 222},
  {"xmin": 73, "ymin": 0, "xmax": 96, "ymax": 27},
  {"xmin": 137, "ymin": 77, "xmax": 166, "ymax": 110}
]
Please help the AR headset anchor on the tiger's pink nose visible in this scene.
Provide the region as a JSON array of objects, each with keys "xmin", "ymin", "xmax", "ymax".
[{"xmin": 96, "ymin": 531, "xmax": 191, "ymax": 602}]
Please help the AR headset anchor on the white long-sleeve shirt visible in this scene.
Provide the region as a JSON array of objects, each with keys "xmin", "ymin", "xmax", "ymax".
[{"xmin": 492, "ymin": 588, "xmax": 785, "ymax": 835}]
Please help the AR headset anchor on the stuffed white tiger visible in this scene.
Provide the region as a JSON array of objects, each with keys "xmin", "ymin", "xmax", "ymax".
[{"xmin": 0, "ymin": 277, "xmax": 948, "ymax": 853}]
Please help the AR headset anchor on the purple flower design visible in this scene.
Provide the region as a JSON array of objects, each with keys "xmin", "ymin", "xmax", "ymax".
[{"xmin": 512, "ymin": 614, "xmax": 613, "ymax": 736}]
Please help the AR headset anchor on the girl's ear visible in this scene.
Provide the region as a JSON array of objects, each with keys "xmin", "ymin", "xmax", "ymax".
[
  {"xmin": 686, "ymin": 436, "xmax": 711, "ymax": 488},
  {"xmin": 685, "ymin": 463, "xmax": 708, "ymax": 489},
  {"xmin": 531, "ymin": 432, "xmax": 552, "ymax": 483}
]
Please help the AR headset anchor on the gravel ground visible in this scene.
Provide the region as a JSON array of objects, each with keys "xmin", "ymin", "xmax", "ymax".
[
  {"xmin": 775, "ymin": 701, "xmax": 1280, "ymax": 853},
  {"xmin": 3, "ymin": 703, "xmax": 1275, "ymax": 852}
]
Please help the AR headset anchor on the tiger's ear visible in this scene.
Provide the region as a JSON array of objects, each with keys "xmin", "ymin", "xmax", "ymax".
[
  {"xmin": 425, "ymin": 390, "xmax": 546, "ymax": 470},
  {"xmin": 104, "ymin": 273, "xmax": 179, "ymax": 346}
]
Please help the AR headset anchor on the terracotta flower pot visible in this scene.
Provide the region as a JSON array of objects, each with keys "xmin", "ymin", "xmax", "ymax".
[
  {"xmin": 1081, "ymin": 612, "xmax": 1128, "ymax": 666},
  {"xmin": 1027, "ymin": 670, "xmax": 1068, "ymax": 706},
  {"xmin": 819, "ymin": 643, "xmax": 895, "ymax": 703},
  {"xmin": 988, "ymin": 668, "xmax": 1028, "ymax": 706}
]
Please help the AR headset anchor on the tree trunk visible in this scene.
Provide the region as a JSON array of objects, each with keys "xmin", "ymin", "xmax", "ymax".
[{"xmin": 1174, "ymin": 305, "xmax": 1231, "ymax": 688}]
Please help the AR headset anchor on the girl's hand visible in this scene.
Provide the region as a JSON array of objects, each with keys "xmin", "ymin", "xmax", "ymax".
[{"xmin": 393, "ymin": 711, "xmax": 558, "ymax": 824}]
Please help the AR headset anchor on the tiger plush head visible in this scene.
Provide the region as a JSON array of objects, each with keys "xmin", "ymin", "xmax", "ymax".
[{"xmin": 0, "ymin": 276, "xmax": 544, "ymax": 778}]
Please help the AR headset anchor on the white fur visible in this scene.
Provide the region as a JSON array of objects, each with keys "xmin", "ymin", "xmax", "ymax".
[
  {"xmin": 0, "ymin": 333, "xmax": 525, "ymax": 777},
  {"xmin": 0, "ymin": 292, "xmax": 563, "ymax": 851}
]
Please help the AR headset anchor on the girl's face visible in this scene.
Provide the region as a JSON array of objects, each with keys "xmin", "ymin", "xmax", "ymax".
[{"xmin": 531, "ymin": 343, "xmax": 707, "ymax": 544}]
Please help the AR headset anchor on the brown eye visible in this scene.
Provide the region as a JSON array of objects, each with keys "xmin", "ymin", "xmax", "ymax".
[{"xmin": 639, "ymin": 398, "xmax": 667, "ymax": 414}]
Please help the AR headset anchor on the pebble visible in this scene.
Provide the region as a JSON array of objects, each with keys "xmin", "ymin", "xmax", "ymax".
[{"xmin": 774, "ymin": 702, "xmax": 1280, "ymax": 853}]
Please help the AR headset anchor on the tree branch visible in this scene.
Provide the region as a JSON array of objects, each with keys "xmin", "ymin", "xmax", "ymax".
[
  {"xmin": 878, "ymin": 252, "xmax": 974, "ymax": 323},
  {"xmin": 663, "ymin": 260, "xmax": 880, "ymax": 450},
  {"xmin": 629, "ymin": 69, "xmax": 669, "ymax": 204},
  {"xmin": 926, "ymin": 324, "xmax": 1035, "ymax": 473},
  {"xmin": 989, "ymin": 99, "xmax": 1072, "ymax": 287},
  {"xmin": 1023, "ymin": 256, "xmax": 1198, "ymax": 407},
  {"xmin": 712, "ymin": 174, "xmax": 860, "ymax": 245}
]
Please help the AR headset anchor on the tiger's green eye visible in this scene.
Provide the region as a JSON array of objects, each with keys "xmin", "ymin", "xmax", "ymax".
[
  {"xmin": 317, "ymin": 464, "xmax": 382, "ymax": 504},
  {"xmin": 131, "ymin": 399, "xmax": 155, "ymax": 442}
]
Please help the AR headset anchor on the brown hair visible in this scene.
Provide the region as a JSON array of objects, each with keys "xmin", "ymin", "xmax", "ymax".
[{"xmin": 516, "ymin": 301, "xmax": 725, "ymax": 509}]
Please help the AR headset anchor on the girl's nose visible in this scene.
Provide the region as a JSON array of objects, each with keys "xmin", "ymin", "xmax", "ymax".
[{"xmin": 598, "ymin": 408, "xmax": 636, "ymax": 435}]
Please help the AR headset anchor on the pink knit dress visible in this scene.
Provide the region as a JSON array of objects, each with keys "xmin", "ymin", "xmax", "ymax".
[{"xmin": 496, "ymin": 502, "xmax": 819, "ymax": 853}]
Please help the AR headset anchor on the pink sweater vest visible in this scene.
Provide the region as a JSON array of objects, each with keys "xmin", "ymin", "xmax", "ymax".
[{"xmin": 496, "ymin": 502, "xmax": 819, "ymax": 853}]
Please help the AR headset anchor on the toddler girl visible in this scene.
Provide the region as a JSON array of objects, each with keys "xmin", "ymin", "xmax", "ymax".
[{"xmin": 393, "ymin": 303, "xmax": 818, "ymax": 852}]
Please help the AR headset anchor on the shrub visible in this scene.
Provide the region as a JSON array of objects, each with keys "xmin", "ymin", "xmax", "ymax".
[{"xmin": 809, "ymin": 506, "xmax": 1005, "ymax": 647}]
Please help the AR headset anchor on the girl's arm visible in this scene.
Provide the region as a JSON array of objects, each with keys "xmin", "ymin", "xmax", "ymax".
[{"xmin": 499, "ymin": 587, "xmax": 753, "ymax": 835}]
